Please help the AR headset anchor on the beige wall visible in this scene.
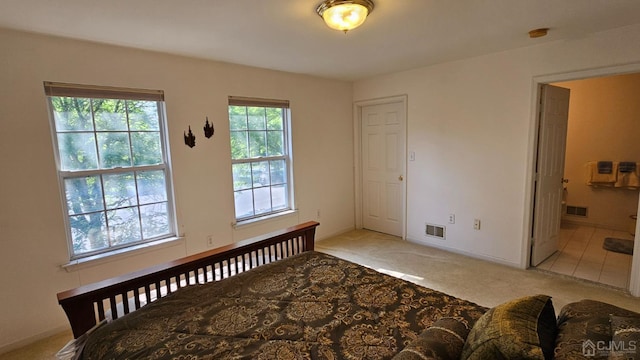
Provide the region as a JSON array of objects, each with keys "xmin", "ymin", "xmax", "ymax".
[
  {"xmin": 4, "ymin": 21, "xmax": 640, "ymax": 351},
  {"xmin": 353, "ymin": 24, "xmax": 640, "ymax": 267},
  {"xmin": 555, "ymin": 74, "xmax": 640, "ymax": 231},
  {"xmin": 0, "ymin": 28, "xmax": 355, "ymax": 350}
]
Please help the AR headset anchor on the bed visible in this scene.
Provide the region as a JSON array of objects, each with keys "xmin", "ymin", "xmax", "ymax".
[{"xmin": 57, "ymin": 221, "xmax": 489, "ymax": 359}]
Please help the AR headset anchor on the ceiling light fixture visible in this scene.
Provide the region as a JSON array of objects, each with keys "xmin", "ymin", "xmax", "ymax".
[{"xmin": 316, "ymin": 0, "xmax": 375, "ymax": 33}]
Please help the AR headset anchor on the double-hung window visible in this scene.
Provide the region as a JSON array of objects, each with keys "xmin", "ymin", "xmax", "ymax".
[
  {"xmin": 45, "ymin": 82, "xmax": 176, "ymax": 260},
  {"xmin": 228, "ymin": 96, "xmax": 293, "ymax": 222}
]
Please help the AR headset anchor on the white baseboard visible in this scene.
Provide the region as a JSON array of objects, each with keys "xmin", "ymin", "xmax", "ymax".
[
  {"xmin": 317, "ymin": 225, "xmax": 357, "ymax": 241},
  {"xmin": 561, "ymin": 218, "xmax": 628, "ymax": 233},
  {"xmin": 405, "ymin": 236, "xmax": 522, "ymax": 269}
]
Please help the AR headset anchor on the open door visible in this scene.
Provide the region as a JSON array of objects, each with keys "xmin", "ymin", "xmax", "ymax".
[{"xmin": 531, "ymin": 84, "xmax": 571, "ymax": 266}]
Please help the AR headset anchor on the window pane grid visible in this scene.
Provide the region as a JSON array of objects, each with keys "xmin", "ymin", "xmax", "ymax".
[
  {"xmin": 55, "ymin": 99, "xmax": 165, "ymax": 172},
  {"xmin": 49, "ymin": 88, "xmax": 175, "ymax": 260},
  {"xmin": 229, "ymin": 102, "xmax": 291, "ymax": 221},
  {"xmin": 62, "ymin": 169, "xmax": 171, "ymax": 256},
  {"xmin": 59, "ymin": 164, "xmax": 166, "ymax": 177}
]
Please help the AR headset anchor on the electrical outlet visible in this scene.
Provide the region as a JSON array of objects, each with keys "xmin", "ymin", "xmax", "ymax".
[
  {"xmin": 473, "ymin": 219, "xmax": 481, "ymax": 230},
  {"xmin": 206, "ymin": 235, "xmax": 214, "ymax": 247},
  {"xmin": 317, "ymin": 209, "xmax": 321, "ymax": 219},
  {"xmin": 448, "ymin": 214, "xmax": 455, "ymax": 224}
]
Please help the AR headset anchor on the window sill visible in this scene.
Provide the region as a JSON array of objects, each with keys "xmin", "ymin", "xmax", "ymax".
[
  {"xmin": 233, "ymin": 209, "xmax": 299, "ymax": 230},
  {"xmin": 62, "ymin": 236, "xmax": 185, "ymax": 272}
]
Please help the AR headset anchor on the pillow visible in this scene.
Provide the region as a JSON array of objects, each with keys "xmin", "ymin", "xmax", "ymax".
[
  {"xmin": 393, "ymin": 317, "xmax": 470, "ymax": 360},
  {"xmin": 609, "ymin": 315, "xmax": 640, "ymax": 360},
  {"xmin": 461, "ymin": 294, "xmax": 557, "ymax": 360},
  {"xmin": 555, "ymin": 299, "xmax": 640, "ymax": 360}
]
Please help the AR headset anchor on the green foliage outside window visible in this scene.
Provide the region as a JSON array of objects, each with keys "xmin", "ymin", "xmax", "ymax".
[
  {"xmin": 229, "ymin": 104, "xmax": 290, "ymax": 220},
  {"xmin": 50, "ymin": 96, "xmax": 172, "ymax": 257}
]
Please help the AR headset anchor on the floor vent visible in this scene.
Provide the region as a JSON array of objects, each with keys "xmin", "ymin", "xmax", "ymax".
[
  {"xmin": 566, "ymin": 205, "xmax": 588, "ymax": 217},
  {"xmin": 425, "ymin": 223, "xmax": 445, "ymax": 239}
]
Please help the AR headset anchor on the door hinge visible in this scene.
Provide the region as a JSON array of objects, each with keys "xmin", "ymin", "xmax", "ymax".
[{"xmin": 530, "ymin": 237, "xmax": 535, "ymax": 245}]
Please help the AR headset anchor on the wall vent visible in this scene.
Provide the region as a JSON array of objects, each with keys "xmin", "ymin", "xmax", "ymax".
[
  {"xmin": 566, "ymin": 205, "xmax": 588, "ymax": 217},
  {"xmin": 425, "ymin": 223, "xmax": 446, "ymax": 239}
]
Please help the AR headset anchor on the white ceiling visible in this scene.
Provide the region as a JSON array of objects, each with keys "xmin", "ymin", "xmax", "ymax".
[{"xmin": 2, "ymin": 0, "xmax": 640, "ymax": 81}]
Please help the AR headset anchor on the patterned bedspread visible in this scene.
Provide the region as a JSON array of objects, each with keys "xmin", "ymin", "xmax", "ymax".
[{"xmin": 81, "ymin": 251, "xmax": 486, "ymax": 359}]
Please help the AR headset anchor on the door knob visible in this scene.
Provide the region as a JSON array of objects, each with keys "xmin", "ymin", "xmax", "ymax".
[{"xmin": 399, "ymin": 175, "xmax": 404, "ymax": 181}]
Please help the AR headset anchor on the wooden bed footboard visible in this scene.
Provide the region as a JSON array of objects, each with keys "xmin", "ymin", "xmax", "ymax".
[{"xmin": 57, "ymin": 221, "xmax": 319, "ymax": 338}]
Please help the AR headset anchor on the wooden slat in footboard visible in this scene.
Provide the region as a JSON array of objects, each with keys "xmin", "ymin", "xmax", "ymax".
[{"xmin": 57, "ymin": 221, "xmax": 319, "ymax": 338}]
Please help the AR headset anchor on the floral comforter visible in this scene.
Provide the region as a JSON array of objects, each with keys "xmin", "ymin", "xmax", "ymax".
[{"xmin": 82, "ymin": 251, "xmax": 486, "ymax": 359}]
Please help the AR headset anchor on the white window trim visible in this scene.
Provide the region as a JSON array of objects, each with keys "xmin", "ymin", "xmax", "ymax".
[
  {"xmin": 45, "ymin": 82, "xmax": 178, "ymax": 261},
  {"xmin": 61, "ymin": 236, "xmax": 185, "ymax": 272},
  {"xmin": 228, "ymin": 98, "xmax": 295, "ymax": 223},
  {"xmin": 232, "ymin": 209, "xmax": 299, "ymax": 229}
]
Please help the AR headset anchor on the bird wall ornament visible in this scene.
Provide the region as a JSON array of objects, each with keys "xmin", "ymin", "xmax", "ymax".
[
  {"xmin": 184, "ymin": 126, "xmax": 196, "ymax": 148},
  {"xmin": 204, "ymin": 117, "xmax": 214, "ymax": 138}
]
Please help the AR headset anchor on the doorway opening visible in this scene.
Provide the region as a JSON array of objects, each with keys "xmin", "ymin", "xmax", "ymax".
[{"xmin": 531, "ymin": 73, "xmax": 640, "ymax": 289}]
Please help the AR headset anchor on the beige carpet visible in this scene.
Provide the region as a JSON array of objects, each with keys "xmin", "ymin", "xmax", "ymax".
[
  {"xmin": 3, "ymin": 228, "xmax": 639, "ymax": 359},
  {"xmin": 315, "ymin": 229, "xmax": 640, "ymax": 313},
  {"xmin": 0, "ymin": 330, "xmax": 72, "ymax": 360}
]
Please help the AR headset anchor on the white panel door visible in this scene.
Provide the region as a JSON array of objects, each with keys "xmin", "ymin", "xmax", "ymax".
[
  {"xmin": 531, "ymin": 84, "xmax": 570, "ymax": 266},
  {"xmin": 361, "ymin": 102, "xmax": 406, "ymax": 237}
]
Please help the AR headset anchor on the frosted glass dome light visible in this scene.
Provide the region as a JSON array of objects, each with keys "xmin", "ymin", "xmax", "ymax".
[{"xmin": 316, "ymin": 0, "xmax": 374, "ymax": 33}]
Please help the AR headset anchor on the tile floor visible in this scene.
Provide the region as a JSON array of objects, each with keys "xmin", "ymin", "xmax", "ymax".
[{"xmin": 537, "ymin": 222, "xmax": 634, "ymax": 288}]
